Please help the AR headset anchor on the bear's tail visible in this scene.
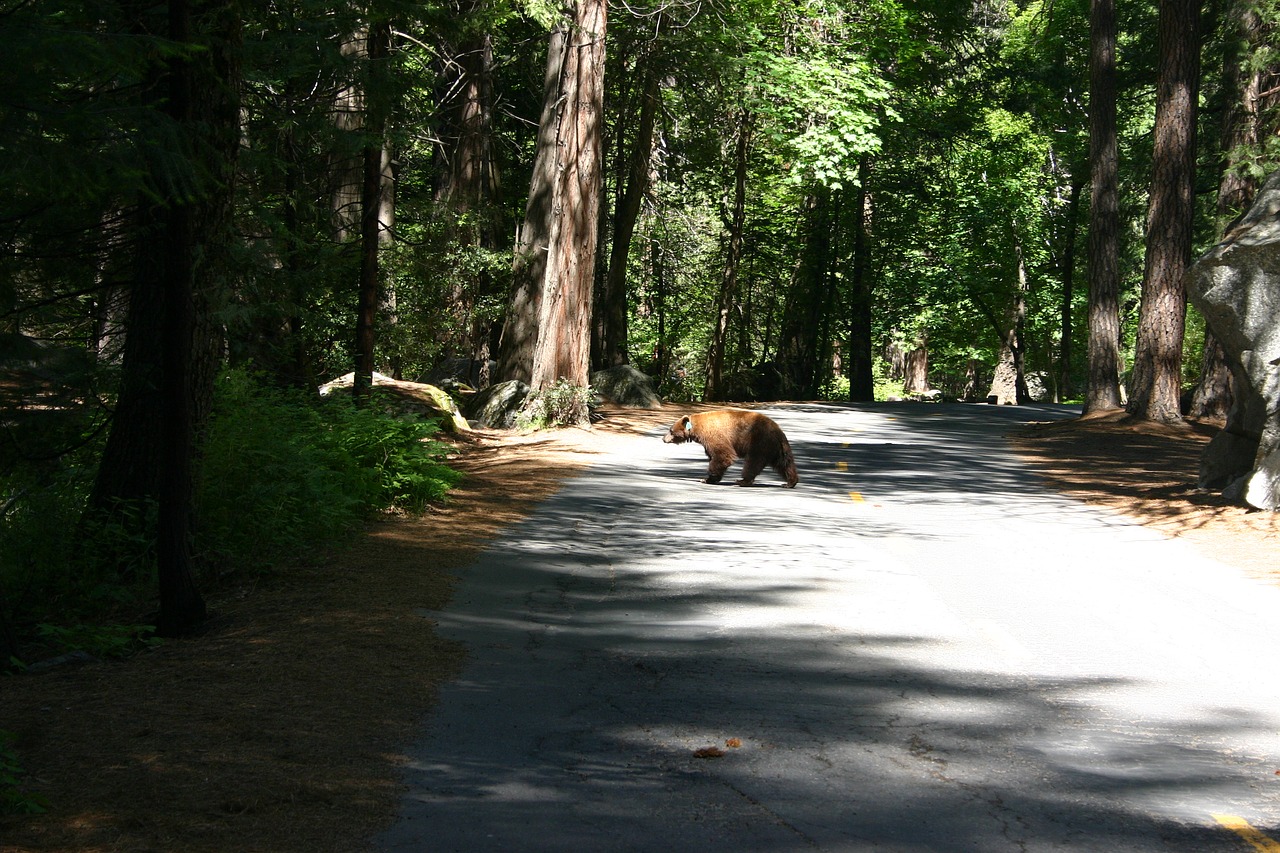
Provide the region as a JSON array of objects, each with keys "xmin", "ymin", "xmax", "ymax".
[{"xmin": 779, "ymin": 440, "xmax": 799, "ymax": 488}]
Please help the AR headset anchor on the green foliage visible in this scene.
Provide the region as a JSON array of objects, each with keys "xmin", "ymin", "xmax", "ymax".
[
  {"xmin": 0, "ymin": 731, "xmax": 46, "ymax": 816},
  {"xmin": 326, "ymin": 393, "xmax": 464, "ymax": 512},
  {"xmin": 197, "ymin": 370, "xmax": 462, "ymax": 572},
  {"xmin": 517, "ymin": 379, "xmax": 594, "ymax": 429}
]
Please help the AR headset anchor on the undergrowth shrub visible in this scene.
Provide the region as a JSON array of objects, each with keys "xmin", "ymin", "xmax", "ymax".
[
  {"xmin": 0, "ymin": 369, "xmax": 462, "ymax": 662},
  {"xmin": 196, "ymin": 370, "xmax": 462, "ymax": 573}
]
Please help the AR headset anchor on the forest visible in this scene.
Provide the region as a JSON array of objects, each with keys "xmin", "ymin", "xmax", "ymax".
[{"xmin": 1, "ymin": 0, "xmax": 1277, "ymax": 655}]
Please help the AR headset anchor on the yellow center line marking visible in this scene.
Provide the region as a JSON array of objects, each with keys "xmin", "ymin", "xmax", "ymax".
[
  {"xmin": 1213, "ymin": 814, "xmax": 1280, "ymax": 852},
  {"xmin": 848, "ymin": 491, "xmax": 864, "ymax": 503},
  {"xmin": 835, "ymin": 461, "xmax": 848, "ymax": 472}
]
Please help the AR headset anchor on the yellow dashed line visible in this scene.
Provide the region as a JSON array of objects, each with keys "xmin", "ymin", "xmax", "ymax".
[
  {"xmin": 848, "ymin": 491, "xmax": 865, "ymax": 503},
  {"xmin": 835, "ymin": 461, "xmax": 848, "ymax": 472},
  {"xmin": 1213, "ymin": 814, "xmax": 1280, "ymax": 852}
]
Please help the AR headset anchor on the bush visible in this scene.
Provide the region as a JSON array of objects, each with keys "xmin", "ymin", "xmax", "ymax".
[
  {"xmin": 196, "ymin": 370, "xmax": 462, "ymax": 573},
  {"xmin": 0, "ymin": 369, "xmax": 463, "ymax": 649}
]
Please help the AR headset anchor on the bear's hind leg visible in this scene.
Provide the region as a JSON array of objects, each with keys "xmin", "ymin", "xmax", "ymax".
[{"xmin": 736, "ymin": 455, "xmax": 767, "ymax": 486}]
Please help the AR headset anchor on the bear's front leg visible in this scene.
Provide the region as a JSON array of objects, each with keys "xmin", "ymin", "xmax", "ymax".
[{"xmin": 704, "ymin": 450, "xmax": 734, "ymax": 484}]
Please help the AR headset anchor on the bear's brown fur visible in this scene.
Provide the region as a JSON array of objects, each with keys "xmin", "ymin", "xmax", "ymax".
[{"xmin": 662, "ymin": 410, "xmax": 799, "ymax": 487}]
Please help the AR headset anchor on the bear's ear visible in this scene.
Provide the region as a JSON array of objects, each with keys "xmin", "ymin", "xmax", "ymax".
[{"xmin": 682, "ymin": 416, "xmax": 692, "ymax": 432}]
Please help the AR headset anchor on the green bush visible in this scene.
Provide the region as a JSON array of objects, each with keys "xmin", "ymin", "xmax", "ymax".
[
  {"xmin": 0, "ymin": 370, "xmax": 463, "ymax": 643},
  {"xmin": 196, "ymin": 370, "xmax": 462, "ymax": 572}
]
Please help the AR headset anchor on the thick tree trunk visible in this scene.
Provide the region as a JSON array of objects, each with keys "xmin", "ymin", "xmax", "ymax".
[
  {"xmin": 705, "ymin": 109, "xmax": 752, "ymax": 401},
  {"xmin": 1084, "ymin": 0, "xmax": 1123, "ymax": 413},
  {"xmin": 1128, "ymin": 0, "xmax": 1200, "ymax": 423},
  {"xmin": 902, "ymin": 345, "xmax": 928, "ymax": 395},
  {"xmin": 89, "ymin": 0, "xmax": 239, "ymax": 635},
  {"xmin": 496, "ymin": 24, "xmax": 568, "ymax": 384},
  {"xmin": 848, "ymin": 159, "xmax": 874, "ymax": 402},
  {"xmin": 527, "ymin": 0, "xmax": 607, "ymax": 393}
]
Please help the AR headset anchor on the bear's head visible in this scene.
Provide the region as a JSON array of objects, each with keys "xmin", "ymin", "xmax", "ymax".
[{"xmin": 662, "ymin": 415, "xmax": 694, "ymax": 444}]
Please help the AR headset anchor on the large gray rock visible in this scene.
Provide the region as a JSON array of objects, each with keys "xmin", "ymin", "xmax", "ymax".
[
  {"xmin": 1186, "ymin": 170, "xmax": 1280, "ymax": 510},
  {"xmin": 590, "ymin": 365, "xmax": 662, "ymax": 408},
  {"xmin": 466, "ymin": 380, "xmax": 529, "ymax": 429}
]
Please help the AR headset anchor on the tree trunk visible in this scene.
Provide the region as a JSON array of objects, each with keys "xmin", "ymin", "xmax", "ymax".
[
  {"xmin": 903, "ymin": 344, "xmax": 928, "ymax": 395},
  {"xmin": 988, "ymin": 344, "xmax": 1019, "ymax": 404},
  {"xmin": 496, "ymin": 24, "xmax": 568, "ymax": 384},
  {"xmin": 89, "ymin": 0, "xmax": 238, "ymax": 635},
  {"xmin": 434, "ymin": 19, "xmax": 505, "ymax": 372},
  {"xmin": 705, "ymin": 109, "xmax": 752, "ymax": 401},
  {"xmin": 1128, "ymin": 0, "xmax": 1200, "ymax": 423},
  {"xmin": 1188, "ymin": 328, "xmax": 1233, "ymax": 419},
  {"xmin": 353, "ymin": 20, "xmax": 391, "ymax": 402},
  {"xmin": 527, "ymin": 0, "xmax": 607, "ymax": 394},
  {"xmin": 848, "ymin": 158, "xmax": 874, "ymax": 402},
  {"xmin": 1084, "ymin": 0, "xmax": 1123, "ymax": 413},
  {"xmin": 1056, "ymin": 178, "xmax": 1083, "ymax": 401},
  {"xmin": 597, "ymin": 69, "xmax": 660, "ymax": 370}
]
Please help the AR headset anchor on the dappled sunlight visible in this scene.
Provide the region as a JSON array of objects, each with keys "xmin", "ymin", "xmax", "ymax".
[{"xmin": 380, "ymin": 403, "xmax": 1280, "ymax": 851}]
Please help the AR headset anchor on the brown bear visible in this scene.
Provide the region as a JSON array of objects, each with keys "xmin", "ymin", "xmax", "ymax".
[{"xmin": 662, "ymin": 410, "xmax": 799, "ymax": 487}]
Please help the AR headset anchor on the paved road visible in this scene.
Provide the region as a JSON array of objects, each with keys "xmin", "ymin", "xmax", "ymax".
[{"xmin": 376, "ymin": 403, "xmax": 1280, "ymax": 852}]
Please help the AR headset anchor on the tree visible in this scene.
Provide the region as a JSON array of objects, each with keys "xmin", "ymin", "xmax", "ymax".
[
  {"xmin": 1127, "ymin": 0, "xmax": 1201, "ymax": 423},
  {"xmin": 1083, "ymin": 0, "xmax": 1124, "ymax": 413},
  {"xmin": 594, "ymin": 18, "xmax": 663, "ymax": 371},
  {"xmin": 496, "ymin": 19, "xmax": 567, "ymax": 384},
  {"xmin": 519, "ymin": 0, "xmax": 607, "ymax": 402},
  {"xmin": 704, "ymin": 108, "xmax": 753, "ymax": 401},
  {"xmin": 848, "ymin": 158, "xmax": 874, "ymax": 402},
  {"xmin": 88, "ymin": 0, "xmax": 241, "ymax": 635},
  {"xmin": 355, "ymin": 18, "xmax": 394, "ymax": 400}
]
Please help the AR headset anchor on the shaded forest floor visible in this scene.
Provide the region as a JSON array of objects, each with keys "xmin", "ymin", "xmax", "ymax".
[{"xmin": 2, "ymin": 403, "xmax": 1278, "ymax": 853}]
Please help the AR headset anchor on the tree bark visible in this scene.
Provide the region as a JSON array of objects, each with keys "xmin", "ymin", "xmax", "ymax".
[
  {"xmin": 705, "ymin": 109, "xmax": 752, "ymax": 401},
  {"xmin": 1084, "ymin": 0, "xmax": 1123, "ymax": 413},
  {"xmin": 434, "ymin": 16, "xmax": 504, "ymax": 372},
  {"xmin": 496, "ymin": 23, "xmax": 568, "ymax": 384},
  {"xmin": 1056, "ymin": 178, "xmax": 1083, "ymax": 401},
  {"xmin": 353, "ymin": 20, "xmax": 391, "ymax": 401},
  {"xmin": 848, "ymin": 158, "xmax": 874, "ymax": 402},
  {"xmin": 903, "ymin": 344, "xmax": 928, "ymax": 395},
  {"xmin": 88, "ymin": 0, "xmax": 239, "ymax": 635},
  {"xmin": 1128, "ymin": 0, "xmax": 1200, "ymax": 423},
  {"xmin": 527, "ymin": 0, "xmax": 607, "ymax": 394},
  {"xmin": 1188, "ymin": 328, "xmax": 1233, "ymax": 419}
]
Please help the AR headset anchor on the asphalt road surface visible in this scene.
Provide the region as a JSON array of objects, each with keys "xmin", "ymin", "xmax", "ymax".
[{"xmin": 376, "ymin": 402, "xmax": 1280, "ymax": 852}]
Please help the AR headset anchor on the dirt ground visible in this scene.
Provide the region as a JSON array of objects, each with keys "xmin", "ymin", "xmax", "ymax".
[{"xmin": 2, "ymin": 403, "xmax": 1277, "ymax": 853}]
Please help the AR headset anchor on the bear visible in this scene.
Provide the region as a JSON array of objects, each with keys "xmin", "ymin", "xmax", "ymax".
[{"xmin": 662, "ymin": 409, "xmax": 799, "ymax": 488}]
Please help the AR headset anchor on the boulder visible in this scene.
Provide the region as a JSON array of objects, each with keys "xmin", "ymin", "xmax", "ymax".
[
  {"xmin": 423, "ymin": 356, "xmax": 496, "ymax": 391},
  {"xmin": 1186, "ymin": 170, "xmax": 1280, "ymax": 510},
  {"xmin": 318, "ymin": 372, "xmax": 470, "ymax": 433},
  {"xmin": 466, "ymin": 380, "xmax": 529, "ymax": 429},
  {"xmin": 590, "ymin": 365, "xmax": 662, "ymax": 408}
]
